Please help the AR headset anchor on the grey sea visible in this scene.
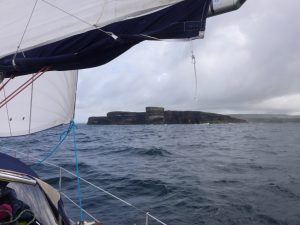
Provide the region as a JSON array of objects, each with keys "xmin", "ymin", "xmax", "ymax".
[{"xmin": 1, "ymin": 123, "xmax": 300, "ymax": 225}]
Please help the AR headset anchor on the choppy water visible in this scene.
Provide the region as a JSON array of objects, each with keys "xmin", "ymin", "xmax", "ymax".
[{"xmin": 1, "ymin": 123, "xmax": 300, "ymax": 225}]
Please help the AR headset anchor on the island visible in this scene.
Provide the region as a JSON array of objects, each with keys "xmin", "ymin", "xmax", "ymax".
[{"xmin": 87, "ymin": 107, "xmax": 245, "ymax": 125}]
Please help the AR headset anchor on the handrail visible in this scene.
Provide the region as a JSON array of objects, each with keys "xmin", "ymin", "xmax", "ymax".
[
  {"xmin": 0, "ymin": 169, "xmax": 36, "ymax": 185},
  {"xmin": 0, "ymin": 148, "xmax": 168, "ymax": 225},
  {"xmin": 60, "ymin": 192, "xmax": 101, "ymax": 223}
]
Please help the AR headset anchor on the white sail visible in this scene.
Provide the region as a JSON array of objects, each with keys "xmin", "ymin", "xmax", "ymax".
[
  {"xmin": 0, "ymin": 0, "xmax": 183, "ymax": 58},
  {"xmin": 0, "ymin": 70, "xmax": 78, "ymax": 137}
]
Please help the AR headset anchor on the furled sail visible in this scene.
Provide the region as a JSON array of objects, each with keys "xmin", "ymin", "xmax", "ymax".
[
  {"xmin": 0, "ymin": 0, "xmax": 210, "ymax": 77},
  {"xmin": 0, "ymin": 70, "xmax": 78, "ymax": 137}
]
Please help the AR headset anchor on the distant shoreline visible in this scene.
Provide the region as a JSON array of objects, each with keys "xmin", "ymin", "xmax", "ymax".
[{"xmin": 231, "ymin": 114, "xmax": 300, "ymax": 123}]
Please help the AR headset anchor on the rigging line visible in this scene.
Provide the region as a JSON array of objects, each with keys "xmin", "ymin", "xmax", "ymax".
[
  {"xmin": 2, "ymin": 89, "xmax": 12, "ymax": 137},
  {"xmin": 13, "ymin": 0, "xmax": 39, "ymax": 60},
  {"xmin": 0, "ymin": 66, "xmax": 50, "ymax": 109},
  {"xmin": 40, "ymin": 0, "xmax": 118, "ymax": 40}
]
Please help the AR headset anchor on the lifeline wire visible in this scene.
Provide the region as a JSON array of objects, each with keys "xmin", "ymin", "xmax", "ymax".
[{"xmin": 2, "ymin": 148, "xmax": 168, "ymax": 225}]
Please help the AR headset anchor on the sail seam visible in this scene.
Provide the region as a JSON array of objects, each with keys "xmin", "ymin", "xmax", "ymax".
[
  {"xmin": 28, "ymin": 74, "xmax": 35, "ymax": 134},
  {"xmin": 2, "ymin": 89, "xmax": 12, "ymax": 136},
  {"xmin": 95, "ymin": 0, "xmax": 108, "ymax": 25}
]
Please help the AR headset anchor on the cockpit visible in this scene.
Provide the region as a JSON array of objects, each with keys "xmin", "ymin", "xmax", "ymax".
[{"xmin": 0, "ymin": 170, "xmax": 67, "ymax": 225}]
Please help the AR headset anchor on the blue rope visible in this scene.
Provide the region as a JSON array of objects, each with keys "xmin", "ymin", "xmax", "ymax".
[
  {"xmin": 31, "ymin": 120, "xmax": 85, "ymax": 222},
  {"xmin": 71, "ymin": 121, "xmax": 84, "ymax": 223},
  {"xmin": 31, "ymin": 121, "xmax": 76, "ymax": 168}
]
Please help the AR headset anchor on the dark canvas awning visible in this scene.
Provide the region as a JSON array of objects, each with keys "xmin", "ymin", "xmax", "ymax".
[{"xmin": 0, "ymin": 152, "xmax": 38, "ymax": 177}]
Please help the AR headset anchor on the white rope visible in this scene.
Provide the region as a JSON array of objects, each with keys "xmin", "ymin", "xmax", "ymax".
[
  {"xmin": 13, "ymin": 0, "xmax": 39, "ymax": 61},
  {"xmin": 40, "ymin": 0, "xmax": 118, "ymax": 40},
  {"xmin": 190, "ymin": 40, "xmax": 198, "ymax": 101},
  {"xmin": 0, "ymin": 209, "xmax": 36, "ymax": 225}
]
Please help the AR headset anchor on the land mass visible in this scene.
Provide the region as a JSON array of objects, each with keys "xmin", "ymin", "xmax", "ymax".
[
  {"xmin": 230, "ymin": 114, "xmax": 300, "ymax": 123},
  {"xmin": 87, "ymin": 107, "xmax": 245, "ymax": 125}
]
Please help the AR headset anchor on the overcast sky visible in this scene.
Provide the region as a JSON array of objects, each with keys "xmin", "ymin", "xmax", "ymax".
[{"xmin": 75, "ymin": 0, "xmax": 300, "ymax": 122}]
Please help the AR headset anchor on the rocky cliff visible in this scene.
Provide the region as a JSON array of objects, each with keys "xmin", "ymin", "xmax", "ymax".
[{"xmin": 87, "ymin": 107, "xmax": 245, "ymax": 125}]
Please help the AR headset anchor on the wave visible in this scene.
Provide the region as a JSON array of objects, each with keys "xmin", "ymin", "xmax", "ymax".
[
  {"xmin": 266, "ymin": 183, "xmax": 300, "ymax": 199},
  {"xmin": 107, "ymin": 146, "xmax": 172, "ymax": 157}
]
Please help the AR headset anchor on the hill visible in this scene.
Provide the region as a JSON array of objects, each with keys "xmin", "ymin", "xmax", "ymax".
[{"xmin": 230, "ymin": 114, "xmax": 300, "ymax": 123}]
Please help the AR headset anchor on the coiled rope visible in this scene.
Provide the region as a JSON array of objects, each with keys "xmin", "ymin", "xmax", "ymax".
[{"xmin": 0, "ymin": 209, "xmax": 35, "ymax": 225}]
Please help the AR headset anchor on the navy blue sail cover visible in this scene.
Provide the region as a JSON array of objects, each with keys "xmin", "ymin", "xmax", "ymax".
[
  {"xmin": 0, "ymin": 152, "xmax": 38, "ymax": 177},
  {"xmin": 0, "ymin": 0, "xmax": 210, "ymax": 78}
]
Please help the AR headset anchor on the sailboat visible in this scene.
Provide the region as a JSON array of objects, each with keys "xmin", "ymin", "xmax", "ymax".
[{"xmin": 0, "ymin": 0, "xmax": 247, "ymax": 224}]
